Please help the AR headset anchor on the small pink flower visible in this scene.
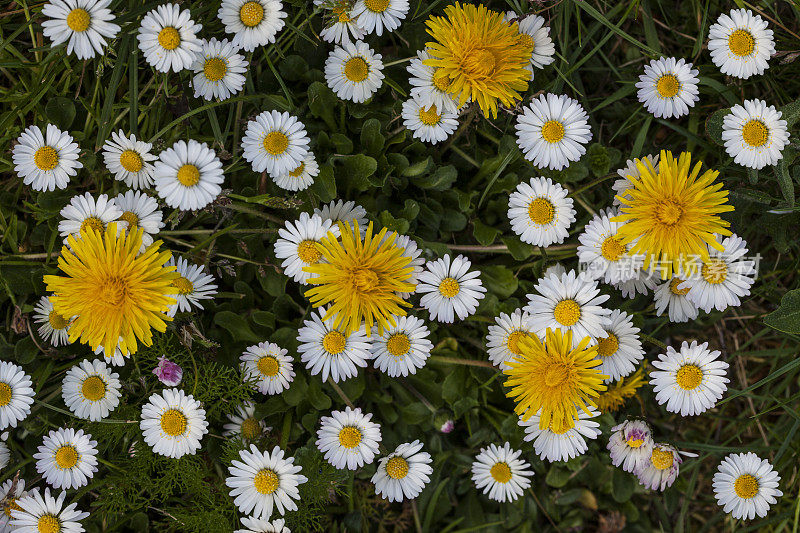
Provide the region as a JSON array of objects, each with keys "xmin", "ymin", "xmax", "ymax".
[
  {"xmin": 153, "ymin": 355, "xmax": 183, "ymax": 386},
  {"xmin": 440, "ymin": 420, "xmax": 455, "ymax": 434}
]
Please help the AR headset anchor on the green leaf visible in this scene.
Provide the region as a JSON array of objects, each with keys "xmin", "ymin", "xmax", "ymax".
[
  {"xmin": 611, "ymin": 468, "xmax": 636, "ymax": 502},
  {"xmin": 773, "ymin": 158, "xmax": 794, "ymax": 208},
  {"xmin": 501, "ymin": 236, "xmax": 534, "ymax": 261},
  {"xmin": 586, "ymin": 143, "xmax": 611, "ymax": 177},
  {"xmin": 45, "ymin": 97, "xmax": 76, "ymax": 130},
  {"xmin": 213, "ymin": 311, "xmax": 261, "ymax": 343},
  {"xmin": 480, "ymin": 265, "xmax": 518, "ymax": 299},
  {"xmin": 337, "ymin": 154, "xmax": 377, "ymax": 191},
  {"xmin": 378, "ymin": 210, "xmax": 409, "ymax": 234},
  {"xmin": 764, "ymin": 289, "xmax": 800, "ymax": 334},
  {"xmin": 330, "ymin": 133, "xmax": 353, "ymax": 154},
  {"xmin": 14, "ymin": 336, "xmax": 38, "ymax": 365},
  {"xmin": 402, "ymin": 157, "xmax": 433, "ymax": 178},
  {"xmin": 779, "ymin": 98, "xmax": 800, "ymax": 128},
  {"xmin": 545, "ymin": 466, "xmax": 571, "ymax": 488},
  {"xmin": 311, "ymin": 163, "xmax": 337, "ymax": 202},
  {"xmin": 705, "ymin": 108, "xmax": 729, "ymax": 146},
  {"xmin": 360, "ymin": 118, "xmax": 385, "ymax": 156},
  {"xmin": 307, "ymin": 81, "xmax": 338, "ymax": 131},
  {"xmin": 472, "ymin": 220, "xmax": 500, "ymax": 246},
  {"xmin": 413, "ymin": 165, "xmax": 458, "ymax": 190}
]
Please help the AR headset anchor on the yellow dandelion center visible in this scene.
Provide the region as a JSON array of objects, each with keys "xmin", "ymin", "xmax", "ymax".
[
  {"xmin": 344, "ymin": 57, "xmax": 370, "ymax": 83},
  {"xmin": 34, "ymin": 146, "xmax": 59, "ymax": 171},
  {"xmin": 338, "ymin": 426, "xmax": 362, "ymax": 449},
  {"xmin": 675, "ymin": 364, "xmax": 703, "ymax": 390},
  {"xmin": 66, "ymin": 8, "xmax": 91, "ymax": 32},
  {"xmin": 432, "ymin": 70, "xmax": 451, "ymax": 92},
  {"xmin": 702, "ymin": 258, "xmax": 728, "ymax": 285},
  {"xmin": 48, "ymin": 310, "xmax": 69, "ymax": 330},
  {"xmin": 655, "ymin": 199, "xmax": 684, "ymax": 226},
  {"xmin": 323, "ymin": 330, "xmax": 347, "ymax": 355},
  {"xmin": 239, "ymin": 1, "xmax": 264, "ymax": 27},
  {"xmin": 119, "ymin": 211, "xmax": 140, "ymax": 228},
  {"xmin": 553, "ymin": 299, "xmax": 581, "ymax": 327},
  {"xmin": 288, "ymin": 162, "xmax": 305, "ymax": 177},
  {"xmin": 540, "ymin": 120, "xmax": 565, "ymax": 143},
  {"xmin": 37, "ymin": 514, "xmax": 61, "ymax": 533},
  {"xmin": 386, "ymin": 333, "xmax": 410, "ymax": 357},
  {"xmin": 464, "ymin": 48, "xmax": 497, "ymax": 79},
  {"xmin": 601, "ymin": 236, "xmax": 626, "ymax": 262},
  {"xmin": 517, "ymin": 33, "xmax": 534, "ymax": 50},
  {"xmin": 80, "ymin": 216, "xmax": 105, "ymax": 234},
  {"xmin": 670, "ymin": 277, "xmax": 690, "ymax": 296},
  {"xmin": 54, "ymin": 445, "xmax": 79, "ymax": 469},
  {"xmin": 438, "ymin": 277, "xmax": 460, "ymax": 298},
  {"xmin": 158, "ymin": 27, "xmax": 181, "ymax": 50},
  {"xmin": 651, "ymin": 448, "xmax": 674, "ymax": 470},
  {"xmin": 177, "ymin": 164, "xmax": 200, "ymax": 187},
  {"xmin": 728, "ymin": 29, "xmax": 755, "ymax": 57},
  {"xmin": 256, "ymin": 355, "xmax": 280, "ymax": 377},
  {"xmin": 528, "ymin": 197, "xmax": 555, "ymax": 225},
  {"xmin": 386, "ymin": 456, "xmax": 409, "ymax": 479},
  {"xmin": 160, "ymin": 408, "xmax": 188, "ymax": 437},
  {"xmin": 544, "ymin": 362, "xmax": 570, "ymax": 387},
  {"xmin": 203, "ymin": 57, "xmax": 228, "ymax": 82},
  {"xmin": 734, "ymin": 474, "xmax": 759, "ymax": 499},
  {"xmin": 364, "ymin": 0, "xmax": 390, "ymax": 13},
  {"xmin": 626, "ymin": 436, "xmax": 644, "ymax": 448},
  {"xmin": 597, "ymin": 333, "xmax": 619, "ymax": 358},
  {"xmin": 506, "ymin": 330, "xmax": 526, "ymax": 355},
  {"xmin": 489, "ymin": 461, "xmax": 513, "ymax": 483},
  {"xmin": 656, "ymin": 74, "xmax": 680, "ymax": 98},
  {"xmin": 297, "ymin": 240, "xmax": 322, "ymax": 264},
  {"xmin": 741, "ymin": 119, "xmax": 769, "ymax": 148},
  {"xmin": 0, "ymin": 383, "xmax": 12, "ymax": 407},
  {"xmin": 254, "ymin": 468, "xmax": 280, "ymax": 494},
  {"xmin": 418, "ymin": 104, "xmax": 442, "ymax": 126},
  {"xmin": 119, "ymin": 149, "xmax": 143, "ymax": 172},
  {"xmin": 81, "ymin": 375, "xmax": 107, "ymax": 402},
  {"xmin": 263, "ymin": 131, "xmax": 289, "ymax": 155},
  {"xmin": 173, "ymin": 275, "xmax": 194, "ymax": 295},
  {"xmin": 4, "ymin": 497, "xmax": 22, "ymax": 517},
  {"xmin": 240, "ymin": 418, "xmax": 261, "ymax": 439}
]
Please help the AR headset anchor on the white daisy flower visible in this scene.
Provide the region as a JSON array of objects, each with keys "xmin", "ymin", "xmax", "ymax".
[
  {"xmin": 218, "ymin": 0, "xmax": 286, "ymax": 53},
  {"xmin": 524, "ymin": 269, "xmax": 612, "ymax": 347},
  {"xmin": 34, "ymin": 428, "xmax": 98, "ymax": 490},
  {"xmin": 352, "ymin": 0, "xmax": 408, "ymax": 36},
  {"xmin": 58, "ymin": 192, "xmax": 122, "ymax": 243},
  {"xmin": 114, "ymin": 190, "xmax": 164, "ymax": 249},
  {"xmin": 614, "ymin": 269, "xmax": 659, "ymax": 299},
  {"xmin": 709, "ymin": 9, "xmax": 774, "ymax": 79},
  {"xmin": 722, "ymin": 99, "xmax": 790, "ymax": 169},
  {"xmin": 650, "ymin": 340, "xmax": 730, "ymax": 416},
  {"xmin": 273, "ymin": 152, "xmax": 318, "ymax": 192},
  {"xmin": 370, "ymin": 315, "xmax": 433, "ymax": 377},
  {"xmin": 236, "ymin": 516, "xmax": 289, "ymax": 533},
  {"xmin": 371, "ymin": 440, "xmax": 432, "ymax": 502},
  {"xmin": 417, "ymin": 254, "xmax": 486, "ymax": 323},
  {"xmin": 226, "ymin": 444, "xmax": 307, "ymax": 519},
  {"xmin": 154, "ymin": 139, "xmax": 224, "ymax": 211},
  {"xmin": 0, "ymin": 435, "xmax": 8, "ymax": 471},
  {"xmin": 713, "ymin": 452, "xmax": 783, "ymax": 520},
  {"xmin": 139, "ymin": 388, "xmax": 209, "ymax": 458},
  {"xmin": 653, "ymin": 275, "xmax": 700, "ymax": 323},
  {"xmin": 274, "ymin": 212, "xmax": 334, "ymax": 285},
  {"xmin": 515, "ymin": 93, "xmax": 592, "ymax": 171},
  {"xmin": 401, "ymin": 97, "xmax": 458, "ymax": 144},
  {"xmin": 593, "ymin": 310, "xmax": 644, "ymax": 383},
  {"xmin": 486, "ymin": 309, "xmax": 536, "ymax": 370},
  {"xmin": 12, "ymin": 124, "xmax": 82, "ymax": 192},
  {"xmin": 137, "ymin": 3, "xmax": 202, "ymax": 73},
  {"xmin": 471, "ymin": 442, "xmax": 533, "ymax": 502},
  {"xmin": 165, "ymin": 256, "xmax": 218, "ymax": 317},
  {"xmin": 93, "ymin": 337, "xmax": 130, "ymax": 367},
  {"xmin": 519, "ymin": 408, "xmax": 601, "ymax": 463},
  {"xmin": 0, "ymin": 361, "xmax": 35, "ymax": 430},
  {"xmin": 636, "ymin": 443, "xmax": 696, "ymax": 491},
  {"xmin": 577, "ymin": 208, "xmax": 639, "ymax": 284},
  {"xmin": 240, "ymin": 342, "xmax": 295, "ymax": 395},
  {"xmin": 102, "ymin": 130, "xmax": 157, "ymax": 189},
  {"xmin": 41, "ymin": 0, "xmax": 120, "ymax": 60},
  {"xmin": 33, "ymin": 295, "xmax": 71, "ymax": 347},
  {"xmin": 508, "ymin": 176, "xmax": 576, "ymax": 247},
  {"xmin": 192, "ymin": 38, "xmax": 248, "ymax": 101},
  {"xmin": 325, "ymin": 40, "xmax": 384, "ymax": 103},
  {"xmin": 314, "ymin": 200, "xmax": 368, "ymax": 233},
  {"xmin": 0, "ymin": 478, "xmax": 29, "ymax": 531},
  {"xmin": 407, "ymin": 49, "xmax": 459, "ymax": 114},
  {"xmin": 62, "ymin": 359, "xmax": 121, "ymax": 421},
  {"xmin": 635, "ymin": 57, "xmax": 699, "ymax": 119},
  {"xmin": 319, "ymin": 3, "xmax": 365, "ymax": 44},
  {"xmin": 223, "ymin": 402, "xmax": 270, "ymax": 440},
  {"xmin": 607, "ymin": 419, "xmax": 654, "ymax": 474},
  {"xmin": 297, "ymin": 308, "xmax": 372, "ymax": 383},
  {"xmin": 390, "ymin": 234, "xmax": 424, "ymax": 297},
  {"xmin": 316, "ymin": 406, "xmax": 381, "ymax": 470},
  {"xmin": 9, "ymin": 488, "xmax": 89, "ymax": 533},
  {"xmin": 505, "ymin": 12, "xmax": 556, "ymax": 73},
  {"xmin": 612, "ymin": 154, "xmax": 659, "ymax": 206},
  {"xmin": 242, "ymin": 110, "xmax": 310, "ymax": 177}
]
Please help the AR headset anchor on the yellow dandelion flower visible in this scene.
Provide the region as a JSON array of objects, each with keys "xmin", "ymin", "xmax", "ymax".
[
  {"xmin": 44, "ymin": 223, "xmax": 178, "ymax": 356},
  {"xmin": 423, "ymin": 2, "xmax": 533, "ymax": 118},
  {"xmin": 304, "ymin": 221, "xmax": 415, "ymax": 336},
  {"xmin": 595, "ymin": 365, "xmax": 647, "ymax": 412},
  {"xmin": 613, "ymin": 150, "xmax": 734, "ymax": 279},
  {"xmin": 503, "ymin": 328, "xmax": 608, "ymax": 431}
]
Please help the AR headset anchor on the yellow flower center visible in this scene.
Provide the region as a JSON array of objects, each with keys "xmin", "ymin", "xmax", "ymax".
[
  {"xmin": 626, "ymin": 437, "xmax": 644, "ymax": 448},
  {"xmin": 669, "ymin": 277, "xmax": 690, "ymax": 296},
  {"xmin": 432, "ymin": 70, "xmax": 451, "ymax": 92},
  {"xmin": 527, "ymin": 197, "xmax": 555, "ymax": 225},
  {"xmin": 418, "ymin": 104, "xmax": 441, "ymax": 126},
  {"xmin": 37, "ymin": 514, "xmax": 61, "ymax": 533},
  {"xmin": 338, "ymin": 11, "xmax": 352, "ymax": 23},
  {"xmin": 177, "ymin": 164, "xmax": 200, "ymax": 187},
  {"xmin": 323, "ymin": 330, "xmax": 347, "ymax": 355},
  {"xmin": 650, "ymin": 448, "xmax": 674, "ymax": 470},
  {"xmin": 344, "ymin": 57, "xmax": 370, "ymax": 82},
  {"xmin": 34, "ymin": 146, "xmax": 59, "ymax": 171},
  {"xmin": 297, "ymin": 240, "xmax": 322, "ymax": 264},
  {"xmin": 157, "ymin": 27, "xmax": 181, "ymax": 51},
  {"xmin": 80, "ymin": 216, "xmax": 105, "ymax": 234},
  {"xmin": 464, "ymin": 48, "xmax": 496, "ymax": 78},
  {"xmin": 4, "ymin": 498, "xmax": 22, "ymax": 517},
  {"xmin": 288, "ymin": 162, "xmax": 305, "ymax": 177},
  {"xmin": 386, "ymin": 456, "xmax": 409, "ymax": 479},
  {"xmin": 54, "ymin": 445, "xmax": 79, "ymax": 469},
  {"xmin": 49, "ymin": 310, "xmax": 69, "ymax": 330},
  {"xmin": 350, "ymin": 266, "xmax": 380, "ymax": 293},
  {"xmin": 734, "ymin": 474, "xmax": 759, "ymax": 499},
  {"xmin": 119, "ymin": 211, "xmax": 140, "ymax": 228},
  {"xmin": 160, "ymin": 408, "xmax": 188, "ymax": 437},
  {"xmin": 553, "ymin": 299, "xmax": 581, "ymax": 326},
  {"xmin": 438, "ymin": 277, "xmax": 460, "ymax": 298},
  {"xmin": 239, "ymin": 1, "xmax": 264, "ymax": 27},
  {"xmin": 240, "ymin": 417, "xmax": 261, "ymax": 439},
  {"xmin": 119, "ymin": 149, "xmax": 143, "ymax": 172},
  {"xmin": 98, "ymin": 275, "xmax": 129, "ymax": 307},
  {"xmin": 0, "ymin": 383, "xmax": 12, "ymax": 407},
  {"xmin": 254, "ymin": 468, "xmax": 280, "ymax": 494},
  {"xmin": 173, "ymin": 275, "xmax": 194, "ymax": 295},
  {"xmin": 386, "ymin": 333, "xmax": 410, "ymax": 357},
  {"xmin": 66, "ymin": 8, "xmax": 90, "ymax": 32},
  {"xmin": 203, "ymin": 57, "xmax": 228, "ymax": 82},
  {"xmin": 364, "ymin": 0, "xmax": 390, "ymax": 13},
  {"xmin": 728, "ymin": 29, "xmax": 755, "ymax": 57},
  {"xmin": 544, "ymin": 362, "xmax": 569, "ymax": 387},
  {"xmin": 601, "ymin": 236, "xmax": 626, "ymax": 261},
  {"xmin": 540, "ymin": 120, "xmax": 565, "ymax": 143},
  {"xmin": 263, "ymin": 131, "xmax": 289, "ymax": 155},
  {"xmin": 81, "ymin": 375, "xmax": 107, "ymax": 401},
  {"xmin": 656, "ymin": 74, "xmax": 680, "ymax": 98},
  {"xmin": 702, "ymin": 258, "xmax": 727, "ymax": 285},
  {"xmin": 338, "ymin": 426, "xmax": 362, "ymax": 448},
  {"xmin": 675, "ymin": 364, "xmax": 703, "ymax": 390},
  {"xmin": 655, "ymin": 199, "xmax": 683, "ymax": 226},
  {"xmin": 597, "ymin": 332, "xmax": 619, "ymax": 357},
  {"xmin": 256, "ymin": 355, "xmax": 280, "ymax": 377},
  {"xmin": 506, "ymin": 330, "xmax": 526, "ymax": 356},
  {"xmin": 489, "ymin": 461, "xmax": 513, "ymax": 483},
  {"xmin": 741, "ymin": 119, "xmax": 769, "ymax": 147}
]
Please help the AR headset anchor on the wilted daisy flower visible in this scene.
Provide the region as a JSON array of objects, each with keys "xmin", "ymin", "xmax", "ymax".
[
  {"xmin": 594, "ymin": 310, "xmax": 644, "ymax": 383},
  {"xmin": 33, "ymin": 295, "xmax": 71, "ymax": 347},
  {"xmin": 486, "ymin": 309, "xmax": 536, "ymax": 370},
  {"xmin": 114, "ymin": 190, "xmax": 164, "ymax": 249},
  {"xmin": 0, "ymin": 478, "xmax": 29, "ymax": 531},
  {"xmin": 722, "ymin": 99, "xmax": 790, "ymax": 169},
  {"xmin": 636, "ymin": 57, "xmax": 699, "ymax": 119},
  {"xmin": 137, "ymin": 3, "xmax": 202, "ymax": 73},
  {"xmin": 651, "ymin": 340, "xmax": 729, "ymax": 416},
  {"xmin": 165, "ymin": 256, "xmax": 218, "ymax": 316},
  {"xmin": 508, "ymin": 177, "xmax": 576, "ymax": 247},
  {"xmin": 371, "ymin": 315, "xmax": 433, "ymax": 377},
  {"xmin": 471, "ymin": 442, "xmax": 533, "ymax": 502},
  {"xmin": 613, "ymin": 270, "xmax": 659, "ymax": 299},
  {"xmin": 62, "ymin": 359, "xmax": 121, "ymax": 421},
  {"xmin": 102, "ymin": 130, "xmax": 157, "ymax": 189},
  {"xmin": 0, "ymin": 361, "xmax": 35, "ymax": 430},
  {"xmin": 223, "ymin": 402, "xmax": 270, "ymax": 441},
  {"xmin": 352, "ymin": 0, "xmax": 408, "ymax": 36},
  {"xmin": 505, "ymin": 12, "xmax": 556, "ymax": 74},
  {"xmin": 236, "ymin": 517, "xmax": 289, "ymax": 533},
  {"xmin": 9, "ymin": 488, "xmax": 89, "ymax": 533},
  {"xmin": 242, "ymin": 110, "xmax": 310, "ymax": 177},
  {"xmin": 297, "ymin": 308, "xmax": 372, "ymax": 383},
  {"xmin": 319, "ymin": 2, "xmax": 364, "ymax": 44},
  {"xmin": 226, "ymin": 444, "xmax": 307, "ymax": 519},
  {"xmin": 519, "ymin": 408, "xmax": 601, "ymax": 463},
  {"xmin": 653, "ymin": 275, "xmax": 700, "ymax": 323},
  {"xmin": 401, "ymin": 98, "xmax": 458, "ymax": 144},
  {"xmin": 607, "ymin": 419, "xmax": 654, "ymax": 474},
  {"xmin": 42, "ymin": 0, "xmax": 120, "ymax": 59},
  {"xmin": 713, "ymin": 452, "xmax": 783, "ymax": 520},
  {"xmin": 577, "ymin": 208, "xmax": 639, "ymax": 285},
  {"xmin": 140, "ymin": 388, "xmax": 209, "ymax": 458},
  {"xmin": 218, "ymin": 0, "xmax": 286, "ymax": 52},
  {"xmin": 613, "ymin": 150, "xmax": 734, "ymax": 279},
  {"xmin": 325, "ymin": 40, "xmax": 385, "ymax": 103},
  {"xmin": 637, "ymin": 443, "xmax": 696, "ymax": 491},
  {"xmin": 240, "ymin": 342, "xmax": 295, "ymax": 395},
  {"xmin": 316, "ymin": 406, "xmax": 381, "ymax": 470},
  {"xmin": 372, "ymin": 440, "xmax": 432, "ymax": 502},
  {"xmin": 407, "ymin": 49, "xmax": 459, "ymax": 114},
  {"xmin": 154, "ymin": 139, "xmax": 224, "ymax": 211},
  {"xmin": 708, "ymin": 9, "xmax": 774, "ymax": 79},
  {"xmin": 34, "ymin": 428, "xmax": 98, "ymax": 490},
  {"xmin": 274, "ymin": 212, "xmax": 333, "ymax": 285},
  {"xmin": 314, "ymin": 200, "xmax": 368, "ymax": 232},
  {"xmin": 273, "ymin": 152, "xmax": 318, "ymax": 192},
  {"xmin": 58, "ymin": 192, "xmax": 122, "ymax": 244},
  {"xmin": 153, "ymin": 355, "xmax": 182, "ymax": 387},
  {"xmin": 516, "ymin": 93, "xmax": 592, "ymax": 170},
  {"xmin": 596, "ymin": 367, "xmax": 647, "ymax": 413},
  {"xmin": 12, "ymin": 124, "xmax": 81, "ymax": 192},
  {"xmin": 612, "ymin": 154, "xmax": 659, "ymax": 206},
  {"xmin": 192, "ymin": 38, "xmax": 248, "ymax": 101},
  {"xmin": 417, "ymin": 254, "xmax": 486, "ymax": 323}
]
